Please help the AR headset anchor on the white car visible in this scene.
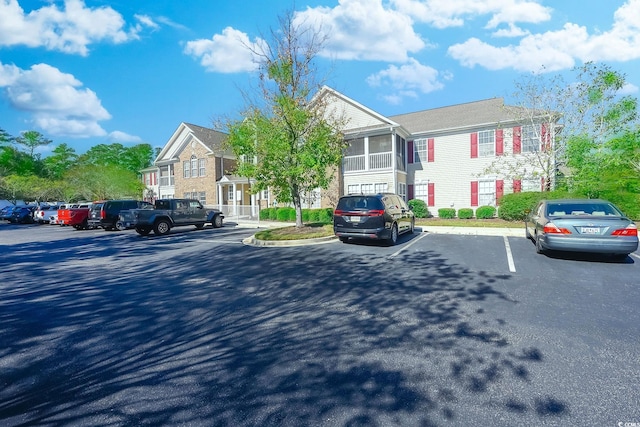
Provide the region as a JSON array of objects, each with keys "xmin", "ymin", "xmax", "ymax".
[{"xmin": 33, "ymin": 205, "xmax": 60, "ymax": 224}]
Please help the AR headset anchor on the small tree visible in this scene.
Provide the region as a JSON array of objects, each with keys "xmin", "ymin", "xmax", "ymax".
[{"xmin": 225, "ymin": 11, "xmax": 346, "ymax": 228}]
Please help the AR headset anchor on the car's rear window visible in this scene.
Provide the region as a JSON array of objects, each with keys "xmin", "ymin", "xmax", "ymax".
[
  {"xmin": 337, "ymin": 196, "xmax": 384, "ymax": 210},
  {"xmin": 546, "ymin": 202, "xmax": 621, "ymax": 216}
]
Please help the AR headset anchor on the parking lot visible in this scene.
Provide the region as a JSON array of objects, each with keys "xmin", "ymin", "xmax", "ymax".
[{"xmin": 1, "ymin": 222, "xmax": 639, "ymax": 426}]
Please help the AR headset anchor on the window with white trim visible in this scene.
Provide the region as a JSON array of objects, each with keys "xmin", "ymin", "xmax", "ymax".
[
  {"xmin": 228, "ymin": 186, "xmax": 234, "ymax": 201},
  {"xmin": 522, "ymin": 125, "xmax": 541, "ymax": 153},
  {"xmin": 191, "ymin": 155, "xmax": 198, "ymax": 178},
  {"xmin": 415, "ymin": 183, "xmax": 428, "ymax": 202},
  {"xmin": 522, "ymin": 177, "xmax": 541, "ymax": 192},
  {"xmin": 479, "ymin": 130, "xmax": 495, "ymax": 157},
  {"xmin": 478, "ymin": 180, "xmax": 495, "ymax": 206},
  {"xmin": 183, "ymin": 161, "xmax": 190, "ymax": 178},
  {"xmin": 414, "ymin": 138, "xmax": 428, "ymax": 163},
  {"xmin": 347, "ymin": 184, "xmax": 359, "ymax": 194},
  {"xmin": 397, "ymin": 182, "xmax": 406, "ymax": 200},
  {"xmin": 361, "ymin": 183, "xmax": 373, "ymax": 194},
  {"xmin": 199, "ymin": 158, "xmax": 206, "ymax": 176},
  {"xmin": 374, "ymin": 182, "xmax": 388, "ymax": 193},
  {"xmin": 198, "ymin": 192, "xmax": 206, "ymax": 203}
]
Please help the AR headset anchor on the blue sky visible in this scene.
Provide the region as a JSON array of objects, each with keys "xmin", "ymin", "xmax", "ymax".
[{"xmin": 1, "ymin": 0, "xmax": 639, "ymax": 155}]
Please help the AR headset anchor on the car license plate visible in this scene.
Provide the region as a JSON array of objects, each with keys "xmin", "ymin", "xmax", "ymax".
[
  {"xmin": 581, "ymin": 227, "xmax": 600, "ymax": 234},
  {"xmin": 349, "ymin": 216, "xmax": 360, "ymax": 222}
]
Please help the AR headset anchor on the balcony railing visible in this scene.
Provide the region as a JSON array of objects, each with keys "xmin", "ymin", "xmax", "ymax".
[
  {"xmin": 343, "ymin": 152, "xmax": 393, "ymax": 172},
  {"xmin": 370, "ymin": 152, "xmax": 392, "ymax": 170},
  {"xmin": 343, "ymin": 155, "xmax": 365, "ymax": 172}
]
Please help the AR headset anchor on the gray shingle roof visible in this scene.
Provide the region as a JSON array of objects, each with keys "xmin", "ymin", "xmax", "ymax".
[
  {"xmin": 389, "ymin": 98, "xmax": 525, "ymax": 135},
  {"xmin": 183, "ymin": 122, "xmax": 227, "ymax": 151}
]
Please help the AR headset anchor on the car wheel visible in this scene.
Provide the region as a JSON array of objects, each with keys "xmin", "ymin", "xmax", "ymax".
[
  {"xmin": 195, "ymin": 223, "xmax": 205, "ymax": 229},
  {"xmin": 135, "ymin": 227, "xmax": 152, "ymax": 235},
  {"xmin": 535, "ymin": 233, "xmax": 545, "ymax": 254},
  {"xmin": 388, "ymin": 223, "xmax": 398, "ymax": 245},
  {"xmin": 213, "ymin": 215, "xmax": 223, "ymax": 228},
  {"xmin": 154, "ymin": 220, "xmax": 171, "ymax": 235},
  {"xmin": 115, "ymin": 222, "xmax": 126, "ymax": 231}
]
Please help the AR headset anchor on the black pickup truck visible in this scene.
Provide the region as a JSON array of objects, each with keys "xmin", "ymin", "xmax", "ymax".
[{"xmin": 118, "ymin": 198, "xmax": 224, "ymax": 236}]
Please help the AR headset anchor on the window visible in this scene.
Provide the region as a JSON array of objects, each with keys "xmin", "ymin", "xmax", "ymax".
[
  {"xmin": 479, "ymin": 130, "xmax": 495, "ymax": 157},
  {"xmin": 395, "ymin": 135, "xmax": 406, "ymax": 172},
  {"xmin": 345, "ymin": 138, "xmax": 364, "ymax": 156},
  {"xmin": 522, "ymin": 177, "xmax": 541, "ymax": 192},
  {"xmin": 374, "ymin": 182, "xmax": 388, "ymax": 193},
  {"xmin": 397, "ymin": 182, "xmax": 406, "ymax": 200},
  {"xmin": 191, "ymin": 155, "xmax": 198, "ymax": 178},
  {"xmin": 347, "ymin": 184, "xmax": 359, "ymax": 194},
  {"xmin": 415, "ymin": 183, "xmax": 428, "ymax": 202},
  {"xmin": 183, "ymin": 161, "xmax": 190, "ymax": 178},
  {"xmin": 478, "ymin": 180, "xmax": 495, "ymax": 206},
  {"xmin": 228, "ymin": 186, "xmax": 234, "ymax": 201},
  {"xmin": 198, "ymin": 192, "xmax": 206, "ymax": 203},
  {"xmin": 522, "ymin": 125, "xmax": 541, "ymax": 153},
  {"xmin": 199, "ymin": 158, "xmax": 206, "ymax": 176},
  {"xmin": 302, "ymin": 188, "xmax": 321, "ymax": 208},
  {"xmin": 183, "ymin": 192, "xmax": 191, "ymax": 199},
  {"xmin": 414, "ymin": 138, "xmax": 428, "ymax": 163},
  {"xmin": 369, "ymin": 135, "xmax": 391, "ymax": 153},
  {"xmin": 361, "ymin": 183, "xmax": 373, "ymax": 194}
]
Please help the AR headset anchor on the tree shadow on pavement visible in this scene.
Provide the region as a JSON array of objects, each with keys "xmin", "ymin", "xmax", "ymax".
[{"xmin": 0, "ymin": 235, "xmax": 570, "ymax": 426}]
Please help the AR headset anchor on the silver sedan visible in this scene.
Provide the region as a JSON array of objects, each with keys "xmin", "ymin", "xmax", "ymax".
[{"xmin": 525, "ymin": 198, "xmax": 639, "ymax": 259}]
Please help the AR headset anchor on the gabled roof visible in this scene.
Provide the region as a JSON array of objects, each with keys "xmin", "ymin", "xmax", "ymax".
[
  {"xmin": 183, "ymin": 122, "xmax": 227, "ymax": 151},
  {"xmin": 389, "ymin": 98, "xmax": 527, "ymax": 135}
]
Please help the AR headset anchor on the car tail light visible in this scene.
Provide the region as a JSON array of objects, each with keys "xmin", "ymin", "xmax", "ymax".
[
  {"xmin": 367, "ymin": 209, "xmax": 385, "ymax": 217},
  {"xmin": 612, "ymin": 224, "xmax": 638, "ymax": 236},
  {"xmin": 334, "ymin": 209, "xmax": 345, "ymax": 216},
  {"xmin": 101, "ymin": 210, "xmax": 106, "ymax": 219},
  {"xmin": 543, "ymin": 222, "xmax": 572, "ymax": 234}
]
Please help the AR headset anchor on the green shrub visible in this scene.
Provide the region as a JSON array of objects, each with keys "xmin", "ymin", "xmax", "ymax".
[
  {"xmin": 597, "ymin": 191, "xmax": 640, "ymax": 220},
  {"xmin": 276, "ymin": 207, "xmax": 294, "ymax": 221},
  {"xmin": 498, "ymin": 190, "xmax": 577, "ymax": 221},
  {"xmin": 438, "ymin": 208, "xmax": 456, "ymax": 219},
  {"xmin": 476, "ymin": 205, "xmax": 496, "ymax": 219},
  {"xmin": 308, "ymin": 209, "xmax": 320, "ymax": 222},
  {"xmin": 269, "ymin": 207, "xmax": 279, "ymax": 220},
  {"xmin": 301, "ymin": 209, "xmax": 310, "ymax": 222},
  {"xmin": 260, "ymin": 208, "xmax": 272, "ymax": 220},
  {"xmin": 458, "ymin": 208, "xmax": 474, "ymax": 219},
  {"xmin": 288, "ymin": 208, "xmax": 297, "ymax": 222},
  {"xmin": 318, "ymin": 208, "xmax": 333, "ymax": 224},
  {"xmin": 408, "ymin": 199, "xmax": 429, "ymax": 218}
]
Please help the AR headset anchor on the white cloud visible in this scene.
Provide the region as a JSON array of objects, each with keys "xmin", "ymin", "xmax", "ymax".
[
  {"xmin": 0, "ymin": 62, "xmax": 110, "ymax": 137},
  {"xmin": 0, "ymin": 0, "xmax": 154, "ymax": 55},
  {"xmin": 390, "ymin": 0, "xmax": 551, "ymax": 29},
  {"xmin": 366, "ymin": 58, "xmax": 447, "ymax": 103},
  {"xmin": 108, "ymin": 131, "xmax": 143, "ymax": 143},
  {"xmin": 619, "ymin": 82, "xmax": 639, "ymax": 95},
  {"xmin": 448, "ymin": 0, "xmax": 640, "ymax": 73},
  {"xmin": 294, "ymin": 0, "xmax": 426, "ymax": 62},
  {"xmin": 184, "ymin": 27, "xmax": 264, "ymax": 73}
]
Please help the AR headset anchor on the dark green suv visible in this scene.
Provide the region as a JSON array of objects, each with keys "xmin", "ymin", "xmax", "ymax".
[{"xmin": 333, "ymin": 193, "xmax": 415, "ymax": 245}]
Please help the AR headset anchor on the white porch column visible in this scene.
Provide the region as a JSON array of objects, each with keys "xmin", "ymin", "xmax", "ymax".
[
  {"xmin": 232, "ymin": 183, "xmax": 237, "ymax": 215},
  {"xmin": 217, "ymin": 183, "xmax": 222, "ymax": 207}
]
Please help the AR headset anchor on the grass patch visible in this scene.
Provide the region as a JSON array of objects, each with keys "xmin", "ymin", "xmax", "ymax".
[
  {"xmin": 254, "ymin": 223, "xmax": 334, "ymax": 241},
  {"xmin": 417, "ymin": 218, "xmax": 524, "ymax": 228}
]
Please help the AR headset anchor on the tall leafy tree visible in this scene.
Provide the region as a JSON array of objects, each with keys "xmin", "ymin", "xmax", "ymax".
[
  {"xmin": 120, "ymin": 143, "xmax": 155, "ymax": 174},
  {"xmin": 225, "ymin": 11, "xmax": 346, "ymax": 227},
  {"xmin": 15, "ymin": 130, "xmax": 52, "ymax": 159},
  {"xmin": 43, "ymin": 143, "xmax": 78, "ymax": 179}
]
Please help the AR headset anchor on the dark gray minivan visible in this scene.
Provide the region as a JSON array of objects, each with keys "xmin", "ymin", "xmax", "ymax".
[
  {"xmin": 88, "ymin": 200, "xmax": 152, "ymax": 230},
  {"xmin": 333, "ymin": 193, "xmax": 415, "ymax": 245}
]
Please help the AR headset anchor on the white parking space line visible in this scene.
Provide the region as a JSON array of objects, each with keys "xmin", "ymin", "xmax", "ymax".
[
  {"xmin": 631, "ymin": 252, "xmax": 640, "ymax": 261},
  {"xmin": 388, "ymin": 232, "xmax": 429, "ymax": 259},
  {"xmin": 503, "ymin": 236, "xmax": 517, "ymax": 273}
]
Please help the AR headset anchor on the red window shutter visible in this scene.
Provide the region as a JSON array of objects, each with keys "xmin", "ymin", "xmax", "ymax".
[
  {"xmin": 513, "ymin": 126, "xmax": 521, "ymax": 154},
  {"xmin": 496, "ymin": 129, "xmax": 504, "ymax": 156},
  {"xmin": 470, "ymin": 133, "xmax": 478, "ymax": 158},
  {"xmin": 496, "ymin": 180, "xmax": 504, "ymax": 204},
  {"xmin": 428, "ymin": 183, "xmax": 435, "ymax": 207},
  {"xmin": 541, "ymin": 177, "xmax": 546, "ymax": 191},
  {"xmin": 408, "ymin": 184, "xmax": 414, "ymax": 200},
  {"xmin": 428, "ymin": 138, "xmax": 434, "ymax": 162},
  {"xmin": 408, "ymin": 140, "xmax": 414, "ymax": 163},
  {"xmin": 471, "ymin": 181, "xmax": 478, "ymax": 206},
  {"xmin": 513, "ymin": 179, "xmax": 521, "ymax": 193},
  {"xmin": 541, "ymin": 123, "xmax": 549, "ymax": 151}
]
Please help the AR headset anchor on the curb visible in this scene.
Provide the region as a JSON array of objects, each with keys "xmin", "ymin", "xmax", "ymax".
[{"xmin": 242, "ymin": 234, "xmax": 338, "ymax": 247}]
